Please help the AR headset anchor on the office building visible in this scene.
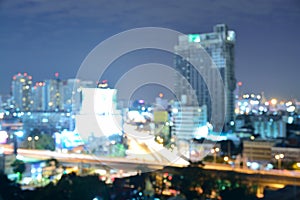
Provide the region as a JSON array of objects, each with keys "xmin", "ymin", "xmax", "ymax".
[
  {"xmin": 174, "ymin": 24, "xmax": 236, "ymax": 131},
  {"xmin": 11, "ymin": 73, "xmax": 33, "ymax": 111},
  {"xmin": 62, "ymin": 79, "xmax": 81, "ymax": 113},
  {"xmin": 44, "ymin": 78, "xmax": 63, "ymax": 111},
  {"xmin": 172, "ymin": 104, "xmax": 207, "ymax": 141},
  {"xmin": 32, "ymin": 82, "xmax": 46, "ymax": 111}
]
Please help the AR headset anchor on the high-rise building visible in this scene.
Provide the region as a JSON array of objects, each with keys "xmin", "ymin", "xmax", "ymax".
[
  {"xmin": 174, "ymin": 24, "xmax": 236, "ymax": 131},
  {"xmin": 62, "ymin": 79, "xmax": 95, "ymax": 113},
  {"xmin": 32, "ymin": 82, "xmax": 46, "ymax": 111},
  {"xmin": 172, "ymin": 104, "xmax": 207, "ymax": 141},
  {"xmin": 62, "ymin": 79, "xmax": 81, "ymax": 113},
  {"xmin": 11, "ymin": 73, "xmax": 33, "ymax": 111},
  {"xmin": 44, "ymin": 75, "xmax": 64, "ymax": 111}
]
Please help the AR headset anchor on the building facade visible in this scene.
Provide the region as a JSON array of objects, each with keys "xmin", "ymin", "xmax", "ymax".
[
  {"xmin": 172, "ymin": 104, "xmax": 207, "ymax": 141},
  {"xmin": 44, "ymin": 79, "xmax": 64, "ymax": 111},
  {"xmin": 174, "ymin": 24, "xmax": 236, "ymax": 131},
  {"xmin": 11, "ymin": 73, "xmax": 33, "ymax": 111}
]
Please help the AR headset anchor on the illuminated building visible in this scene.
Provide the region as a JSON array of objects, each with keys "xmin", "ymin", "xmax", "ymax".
[
  {"xmin": 243, "ymin": 140, "xmax": 276, "ymax": 162},
  {"xmin": 62, "ymin": 79, "xmax": 82, "ymax": 113},
  {"xmin": 235, "ymin": 93, "xmax": 264, "ymax": 115},
  {"xmin": 75, "ymin": 88, "xmax": 122, "ymax": 142},
  {"xmin": 174, "ymin": 24, "xmax": 236, "ymax": 131},
  {"xmin": 253, "ymin": 115, "xmax": 286, "ymax": 139},
  {"xmin": 172, "ymin": 103, "xmax": 207, "ymax": 141},
  {"xmin": 32, "ymin": 82, "xmax": 46, "ymax": 111},
  {"xmin": 44, "ymin": 74, "xmax": 63, "ymax": 111},
  {"xmin": 11, "ymin": 73, "xmax": 33, "ymax": 111}
]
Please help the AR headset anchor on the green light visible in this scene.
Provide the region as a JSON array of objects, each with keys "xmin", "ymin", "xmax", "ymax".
[{"xmin": 188, "ymin": 34, "xmax": 200, "ymax": 42}]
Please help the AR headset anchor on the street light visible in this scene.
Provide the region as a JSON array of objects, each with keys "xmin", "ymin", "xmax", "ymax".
[
  {"xmin": 275, "ymin": 153, "xmax": 284, "ymax": 169},
  {"xmin": 211, "ymin": 147, "xmax": 220, "ymax": 163},
  {"xmin": 224, "ymin": 156, "xmax": 229, "ymax": 162},
  {"xmin": 27, "ymin": 136, "xmax": 39, "ymax": 149}
]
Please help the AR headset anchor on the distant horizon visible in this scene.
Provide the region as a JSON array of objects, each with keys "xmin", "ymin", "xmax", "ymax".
[{"xmin": 1, "ymin": 71, "xmax": 297, "ymax": 105}]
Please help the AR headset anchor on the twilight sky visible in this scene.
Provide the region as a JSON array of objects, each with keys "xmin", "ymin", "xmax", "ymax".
[{"xmin": 0, "ymin": 0, "xmax": 300, "ymax": 102}]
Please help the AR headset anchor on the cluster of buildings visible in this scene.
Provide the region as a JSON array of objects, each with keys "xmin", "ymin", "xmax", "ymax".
[
  {"xmin": 7, "ymin": 72, "xmax": 98, "ymax": 113},
  {"xmin": 0, "ymin": 24, "xmax": 300, "ymax": 172}
]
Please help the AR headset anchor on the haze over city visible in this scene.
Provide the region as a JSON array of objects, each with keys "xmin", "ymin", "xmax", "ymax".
[{"xmin": 1, "ymin": 1, "xmax": 300, "ymax": 200}]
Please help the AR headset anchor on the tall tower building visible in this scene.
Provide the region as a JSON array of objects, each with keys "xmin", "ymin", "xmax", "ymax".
[
  {"xmin": 11, "ymin": 73, "xmax": 33, "ymax": 111},
  {"xmin": 44, "ymin": 73, "xmax": 63, "ymax": 111},
  {"xmin": 62, "ymin": 79, "xmax": 82, "ymax": 113},
  {"xmin": 32, "ymin": 82, "xmax": 46, "ymax": 111},
  {"xmin": 174, "ymin": 24, "xmax": 236, "ymax": 131}
]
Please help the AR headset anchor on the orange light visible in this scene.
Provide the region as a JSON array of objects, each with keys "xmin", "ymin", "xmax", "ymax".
[{"xmin": 159, "ymin": 93, "xmax": 164, "ymax": 98}]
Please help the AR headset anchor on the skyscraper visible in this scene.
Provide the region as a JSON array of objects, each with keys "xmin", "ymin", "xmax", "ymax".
[
  {"xmin": 175, "ymin": 24, "xmax": 236, "ymax": 131},
  {"xmin": 11, "ymin": 73, "xmax": 33, "ymax": 111},
  {"xmin": 62, "ymin": 79, "xmax": 86, "ymax": 113},
  {"xmin": 32, "ymin": 82, "xmax": 46, "ymax": 111},
  {"xmin": 44, "ymin": 74, "xmax": 63, "ymax": 111}
]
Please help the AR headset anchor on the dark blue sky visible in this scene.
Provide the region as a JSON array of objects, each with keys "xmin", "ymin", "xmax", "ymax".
[{"xmin": 1, "ymin": 0, "xmax": 300, "ymax": 101}]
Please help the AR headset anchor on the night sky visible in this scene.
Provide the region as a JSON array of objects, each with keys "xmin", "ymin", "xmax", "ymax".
[{"xmin": 1, "ymin": 0, "xmax": 300, "ymax": 102}]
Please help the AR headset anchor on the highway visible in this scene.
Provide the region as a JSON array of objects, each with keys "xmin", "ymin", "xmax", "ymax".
[{"xmin": 2, "ymin": 143, "xmax": 300, "ymax": 180}]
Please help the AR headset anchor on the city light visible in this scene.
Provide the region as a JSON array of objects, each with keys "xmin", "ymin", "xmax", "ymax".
[
  {"xmin": 223, "ymin": 156, "xmax": 229, "ymax": 162},
  {"xmin": 270, "ymin": 98, "xmax": 277, "ymax": 105},
  {"xmin": 275, "ymin": 153, "xmax": 284, "ymax": 169},
  {"xmin": 0, "ymin": 9, "xmax": 299, "ymax": 199},
  {"xmin": 211, "ymin": 147, "xmax": 220, "ymax": 163},
  {"xmin": 15, "ymin": 131, "xmax": 24, "ymax": 138}
]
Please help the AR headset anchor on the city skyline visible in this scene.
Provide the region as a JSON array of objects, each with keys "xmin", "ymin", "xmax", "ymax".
[{"xmin": 1, "ymin": 0, "xmax": 300, "ymax": 101}]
